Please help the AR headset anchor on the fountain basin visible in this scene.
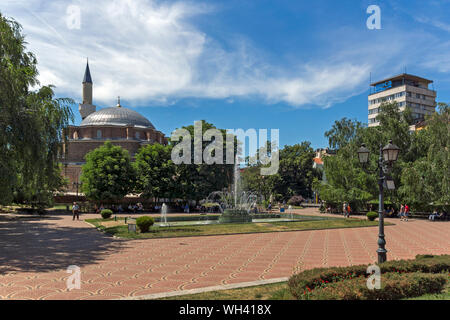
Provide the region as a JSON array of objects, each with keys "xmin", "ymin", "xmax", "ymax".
[{"xmin": 218, "ymin": 209, "xmax": 252, "ymax": 223}]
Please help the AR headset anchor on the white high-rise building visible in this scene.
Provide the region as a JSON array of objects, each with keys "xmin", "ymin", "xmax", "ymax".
[{"xmin": 368, "ymin": 74, "xmax": 436, "ymax": 127}]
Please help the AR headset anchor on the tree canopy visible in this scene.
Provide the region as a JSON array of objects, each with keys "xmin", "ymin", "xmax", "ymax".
[
  {"xmin": 242, "ymin": 141, "xmax": 317, "ymax": 202},
  {"xmin": 0, "ymin": 14, "xmax": 73, "ymax": 207},
  {"xmin": 318, "ymin": 101, "xmax": 449, "ymax": 212},
  {"xmin": 170, "ymin": 120, "xmax": 236, "ymax": 201},
  {"xmin": 81, "ymin": 142, "xmax": 135, "ymax": 203},
  {"xmin": 134, "ymin": 143, "xmax": 177, "ymax": 200}
]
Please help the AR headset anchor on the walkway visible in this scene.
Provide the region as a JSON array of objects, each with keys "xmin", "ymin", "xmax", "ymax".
[{"xmin": 0, "ymin": 209, "xmax": 449, "ymax": 299}]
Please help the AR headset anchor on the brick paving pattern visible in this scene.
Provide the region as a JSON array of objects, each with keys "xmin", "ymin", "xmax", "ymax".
[{"xmin": 0, "ymin": 209, "xmax": 449, "ymax": 299}]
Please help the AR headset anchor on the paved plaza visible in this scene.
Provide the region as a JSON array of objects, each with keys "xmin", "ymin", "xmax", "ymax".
[{"xmin": 0, "ymin": 209, "xmax": 449, "ymax": 300}]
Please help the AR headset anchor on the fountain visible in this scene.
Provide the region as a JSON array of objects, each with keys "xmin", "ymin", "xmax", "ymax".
[
  {"xmin": 288, "ymin": 205, "xmax": 294, "ymax": 220},
  {"xmin": 205, "ymin": 154, "xmax": 258, "ymax": 223},
  {"xmin": 160, "ymin": 203, "xmax": 169, "ymax": 227}
]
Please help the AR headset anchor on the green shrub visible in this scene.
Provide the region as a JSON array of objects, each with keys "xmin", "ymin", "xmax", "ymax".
[
  {"xmin": 287, "ymin": 195, "xmax": 304, "ymax": 206},
  {"xmin": 136, "ymin": 216, "xmax": 154, "ymax": 233},
  {"xmin": 101, "ymin": 209, "xmax": 113, "ymax": 219},
  {"xmin": 366, "ymin": 211, "xmax": 378, "ymax": 221},
  {"xmin": 288, "ymin": 254, "xmax": 450, "ymax": 299},
  {"xmin": 319, "ymin": 204, "xmax": 326, "ymax": 213},
  {"xmin": 298, "ymin": 273, "xmax": 447, "ymax": 300}
]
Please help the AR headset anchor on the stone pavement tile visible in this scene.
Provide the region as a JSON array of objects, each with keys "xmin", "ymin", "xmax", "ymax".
[
  {"xmin": 99, "ymin": 285, "xmax": 145, "ymax": 296},
  {"xmin": 44, "ymin": 289, "xmax": 100, "ymax": 300},
  {"xmin": 0, "ymin": 285, "xmax": 30, "ymax": 299},
  {"xmin": 129, "ymin": 287, "xmax": 170, "ymax": 297},
  {"xmin": 9, "ymin": 288, "xmax": 63, "ymax": 300},
  {"xmin": 147, "ymin": 279, "xmax": 186, "ymax": 291},
  {"xmin": 2, "ymin": 212, "xmax": 450, "ymax": 300}
]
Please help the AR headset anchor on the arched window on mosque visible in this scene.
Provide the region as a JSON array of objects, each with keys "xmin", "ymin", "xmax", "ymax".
[{"xmin": 97, "ymin": 129, "xmax": 102, "ymax": 139}]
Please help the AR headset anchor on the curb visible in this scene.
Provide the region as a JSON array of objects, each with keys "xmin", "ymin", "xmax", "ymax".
[{"xmin": 118, "ymin": 277, "xmax": 289, "ymax": 300}]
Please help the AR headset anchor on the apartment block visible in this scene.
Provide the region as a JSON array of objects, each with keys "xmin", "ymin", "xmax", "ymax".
[{"xmin": 368, "ymin": 74, "xmax": 436, "ymax": 127}]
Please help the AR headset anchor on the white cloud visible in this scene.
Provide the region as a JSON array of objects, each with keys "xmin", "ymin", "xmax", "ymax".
[{"xmin": 0, "ymin": 0, "xmax": 438, "ymax": 109}]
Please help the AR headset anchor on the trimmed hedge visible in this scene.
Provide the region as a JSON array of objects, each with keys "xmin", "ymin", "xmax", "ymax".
[
  {"xmin": 136, "ymin": 216, "xmax": 154, "ymax": 233},
  {"xmin": 101, "ymin": 209, "xmax": 113, "ymax": 219},
  {"xmin": 288, "ymin": 195, "xmax": 304, "ymax": 206},
  {"xmin": 288, "ymin": 254, "xmax": 450, "ymax": 300},
  {"xmin": 300, "ymin": 272, "xmax": 447, "ymax": 300},
  {"xmin": 366, "ymin": 211, "xmax": 378, "ymax": 221}
]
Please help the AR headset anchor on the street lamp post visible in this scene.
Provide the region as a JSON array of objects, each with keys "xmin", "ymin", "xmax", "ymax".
[
  {"xmin": 357, "ymin": 140, "xmax": 399, "ymax": 264},
  {"xmin": 73, "ymin": 181, "xmax": 82, "ymax": 200}
]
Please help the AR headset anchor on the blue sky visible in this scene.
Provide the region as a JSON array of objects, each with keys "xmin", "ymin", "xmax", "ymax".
[{"xmin": 2, "ymin": 0, "xmax": 450, "ymax": 150}]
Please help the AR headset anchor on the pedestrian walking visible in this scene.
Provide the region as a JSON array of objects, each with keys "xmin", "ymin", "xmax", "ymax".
[
  {"xmin": 405, "ymin": 204, "xmax": 410, "ymax": 221},
  {"xmin": 72, "ymin": 202, "xmax": 80, "ymax": 221},
  {"xmin": 399, "ymin": 204, "xmax": 405, "ymax": 221}
]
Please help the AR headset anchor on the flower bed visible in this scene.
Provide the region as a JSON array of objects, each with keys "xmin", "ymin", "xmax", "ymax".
[{"xmin": 288, "ymin": 254, "xmax": 450, "ymax": 300}]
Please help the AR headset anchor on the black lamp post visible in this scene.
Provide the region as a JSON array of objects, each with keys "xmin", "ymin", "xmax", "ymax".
[
  {"xmin": 73, "ymin": 181, "xmax": 82, "ymax": 199},
  {"xmin": 357, "ymin": 140, "xmax": 400, "ymax": 264}
]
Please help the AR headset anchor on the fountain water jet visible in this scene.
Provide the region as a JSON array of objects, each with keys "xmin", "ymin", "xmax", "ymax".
[
  {"xmin": 160, "ymin": 203, "xmax": 169, "ymax": 227},
  {"xmin": 204, "ymin": 154, "xmax": 258, "ymax": 223}
]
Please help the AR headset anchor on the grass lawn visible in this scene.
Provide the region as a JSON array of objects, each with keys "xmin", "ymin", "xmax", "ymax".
[
  {"xmin": 160, "ymin": 282, "xmax": 293, "ymax": 300},
  {"xmin": 85, "ymin": 217, "xmax": 386, "ymax": 239}
]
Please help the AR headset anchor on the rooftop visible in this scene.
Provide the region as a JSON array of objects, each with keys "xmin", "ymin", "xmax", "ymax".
[
  {"xmin": 80, "ymin": 106, "xmax": 155, "ymax": 129},
  {"xmin": 370, "ymin": 73, "xmax": 433, "ymax": 87}
]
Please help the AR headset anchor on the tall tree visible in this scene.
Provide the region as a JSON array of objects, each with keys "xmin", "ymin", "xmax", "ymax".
[
  {"xmin": 273, "ymin": 142, "xmax": 317, "ymax": 201},
  {"xmin": 0, "ymin": 14, "xmax": 73, "ymax": 207},
  {"xmin": 171, "ymin": 121, "xmax": 236, "ymax": 202},
  {"xmin": 134, "ymin": 143, "xmax": 177, "ymax": 200},
  {"xmin": 324, "ymin": 118, "xmax": 364, "ymax": 150},
  {"xmin": 318, "ymin": 101, "xmax": 446, "ymax": 211},
  {"xmin": 399, "ymin": 103, "xmax": 450, "ymax": 211},
  {"xmin": 80, "ymin": 142, "xmax": 135, "ymax": 203},
  {"xmin": 241, "ymin": 142, "xmax": 278, "ymax": 202}
]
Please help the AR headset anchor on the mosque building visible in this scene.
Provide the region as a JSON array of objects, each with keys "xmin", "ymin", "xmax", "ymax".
[{"xmin": 62, "ymin": 61, "xmax": 167, "ymax": 192}]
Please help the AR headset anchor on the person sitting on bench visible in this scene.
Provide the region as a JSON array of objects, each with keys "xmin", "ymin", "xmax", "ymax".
[{"xmin": 429, "ymin": 210, "xmax": 439, "ymax": 221}]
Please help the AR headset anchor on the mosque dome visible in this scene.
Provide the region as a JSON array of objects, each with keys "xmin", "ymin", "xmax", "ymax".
[{"xmin": 80, "ymin": 106, "xmax": 155, "ymax": 129}]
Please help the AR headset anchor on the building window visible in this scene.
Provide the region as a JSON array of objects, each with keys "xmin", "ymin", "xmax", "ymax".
[
  {"xmin": 135, "ymin": 132, "xmax": 140, "ymax": 140},
  {"xmin": 97, "ymin": 130, "xmax": 102, "ymax": 139}
]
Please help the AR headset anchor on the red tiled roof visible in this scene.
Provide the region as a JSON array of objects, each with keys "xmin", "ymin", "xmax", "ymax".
[{"xmin": 313, "ymin": 157, "xmax": 323, "ymax": 165}]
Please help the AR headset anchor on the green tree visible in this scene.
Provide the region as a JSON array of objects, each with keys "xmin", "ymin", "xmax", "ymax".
[
  {"xmin": 81, "ymin": 142, "xmax": 135, "ymax": 203},
  {"xmin": 241, "ymin": 142, "xmax": 278, "ymax": 202},
  {"xmin": 134, "ymin": 143, "xmax": 177, "ymax": 200},
  {"xmin": 171, "ymin": 121, "xmax": 236, "ymax": 202},
  {"xmin": 324, "ymin": 117, "xmax": 364, "ymax": 150},
  {"xmin": 399, "ymin": 103, "xmax": 450, "ymax": 211},
  {"xmin": 0, "ymin": 14, "xmax": 73, "ymax": 207},
  {"xmin": 318, "ymin": 101, "xmax": 446, "ymax": 211},
  {"xmin": 242, "ymin": 141, "xmax": 317, "ymax": 202},
  {"xmin": 273, "ymin": 142, "xmax": 318, "ymax": 201},
  {"xmin": 318, "ymin": 143, "xmax": 375, "ymax": 210}
]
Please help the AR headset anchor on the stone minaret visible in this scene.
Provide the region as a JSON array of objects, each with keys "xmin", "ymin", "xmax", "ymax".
[{"xmin": 79, "ymin": 59, "xmax": 96, "ymax": 120}]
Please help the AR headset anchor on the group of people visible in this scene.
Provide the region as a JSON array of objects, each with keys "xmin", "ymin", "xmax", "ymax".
[
  {"xmin": 342, "ymin": 202, "xmax": 351, "ymax": 218},
  {"xmin": 128, "ymin": 203, "xmax": 144, "ymax": 213},
  {"xmin": 429, "ymin": 209, "xmax": 447, "ymax": 221},
  {"xmin": 93, "ymin": 203, "xmax": 144, "ymax": 214},
  {"xmin": 398, "ymin": 204, "xmax": 410, "ymax": 221}
]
